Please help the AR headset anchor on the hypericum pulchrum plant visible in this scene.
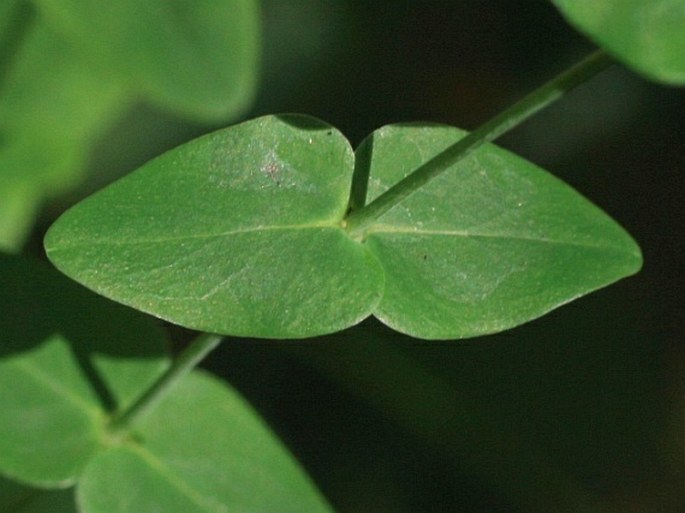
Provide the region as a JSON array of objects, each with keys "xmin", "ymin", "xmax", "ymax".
[{"xmin": 2, "ymin": 1, "xmax": 684, "ymax": 512}]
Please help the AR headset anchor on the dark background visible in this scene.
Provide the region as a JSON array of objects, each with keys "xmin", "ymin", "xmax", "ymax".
[{"xmin": 34, "ymin": 1, "xmax": 685, "ymax": 512}]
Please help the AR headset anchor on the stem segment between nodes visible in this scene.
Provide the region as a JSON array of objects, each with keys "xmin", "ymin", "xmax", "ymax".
[
  {"xmin": 108, "ymin": 332, "xmax": 223, "ymax": 435},
  {"xmin": 344, "ymin": 49, "xmax": 613, "ymax": 239}
]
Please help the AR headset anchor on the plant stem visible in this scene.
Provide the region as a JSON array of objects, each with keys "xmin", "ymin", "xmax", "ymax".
[
  {"xmin": 108, "ymin": 332, "xmax": 223, "ymax": 435},
  {"xmin": 344, "ymin": 49, "xmax": 613, "ymax": 239}
]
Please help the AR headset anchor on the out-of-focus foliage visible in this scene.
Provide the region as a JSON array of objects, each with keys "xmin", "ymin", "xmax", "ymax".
[
  {"xmin": 552, "ymin": 0, "xmax": 685, "ymax": 85},
  {"xmin": 0, "ymin": 0, "xmax": 259, "ymax": 251}
]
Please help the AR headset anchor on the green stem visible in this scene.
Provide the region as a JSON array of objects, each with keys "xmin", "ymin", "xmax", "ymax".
[
  {"xmin": 108, "ymin": 332, "xmax": 223, "ymax": 434},
  {"xmin": 344, "ymin": 49, "xmax": 613, "ymax": 239}
]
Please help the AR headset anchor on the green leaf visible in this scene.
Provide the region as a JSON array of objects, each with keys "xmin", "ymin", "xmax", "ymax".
[
  {"xmin": 0, "ymin": 22, "xmax": 127, "ymax": 250},
  {"xmin": 78, "ymin": 371, "xmax": 333, "ymax": 513},
  {"xmin": 45, "ymin": 115, "xmax": 383, "ymax": 339},
  {"xmin": 0, "ymin": 23, "xmax": 127, "ymax": 186},
  {"xmin": 551, "ymin": 0, "xmax": 685, "ymax": 85},
  {"xmin": 358, "ymin": 124, "xmax": 642, "ymax": 339},
  {"xmin": 0, "ymin": 253, "xmax": 170, "ymax": 487},
  {"xmin": 35, "ymin": 0, "xmax": 260, "ymax": 120}
]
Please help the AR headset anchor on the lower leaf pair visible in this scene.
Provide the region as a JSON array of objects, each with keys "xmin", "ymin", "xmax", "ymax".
[{"xmin": 0, "ymin": 254, "xmax": 332, "ymax": 513}]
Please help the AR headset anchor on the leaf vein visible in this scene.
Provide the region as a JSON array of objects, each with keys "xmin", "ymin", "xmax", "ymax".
[
  {"xmin": 49, "ymin": 223, "xmax": 339, "ymax": 249},
  {"xmin": 12, "ymin": 359, "xmax": 102, "ymax": 419},
  {"xmin": 365, "ymin": 225, "xmax": 631, "ymax": 251},
  {"xmin": 129, "ymin": 445, "xmax": 226, "ymax": 513}
]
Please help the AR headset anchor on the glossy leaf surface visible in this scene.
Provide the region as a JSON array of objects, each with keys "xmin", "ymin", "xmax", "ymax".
[
  {"xmin": 552, "ymin": 0, "xmax": 685, "ymax": 85},
  {"xmin": 359, "ymin": 124, "xmax": 642, "ymax": 338},
  {"xmin": 0, "ymin": 254, "xmax": 170, "ymax": 487},
  {"xmin": 45, "ymin": 115, "xmax": 383, "ymax": 339},
  {"xmin": 36, "ymin": 0, "xmax": 260, "ymax": 120},
  {"xmin": 78, "ymin": 371, "xmax": 333, "ymax": 513}
]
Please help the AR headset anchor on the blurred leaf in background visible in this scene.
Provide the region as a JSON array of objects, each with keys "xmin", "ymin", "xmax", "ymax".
[
  {"xmin": 0, "ymin": 0, "xmax": 260, "ymax": 252},
  {"xmin": 551, "ymin": 0, "xmax": 685, "ymax": 85}
]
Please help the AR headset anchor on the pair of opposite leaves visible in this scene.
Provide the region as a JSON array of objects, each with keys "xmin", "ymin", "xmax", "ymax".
[{"xmin": 45, "ymin": 115, "xmax": 642, "ymax": 340}]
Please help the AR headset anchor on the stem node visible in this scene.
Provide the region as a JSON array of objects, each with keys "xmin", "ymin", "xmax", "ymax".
[{"xmin": 108, "ymin": 332, "xmax": 223, "ymax": 435}]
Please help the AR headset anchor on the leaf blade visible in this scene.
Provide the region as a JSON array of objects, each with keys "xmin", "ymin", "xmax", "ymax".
[
  {"xmin": 551, "ymin": 0, "xmax": 685, "ymax": 85},
  {"xmin": 360, "ymin": 124, "xmax": 642, "ymax": 339},
  {"xmin": 48, "ymin": 227, "xmax": 381, "ymax": 338},
  {"xmin": 35, "ymin": 0, "xmax": 260, "ymax": 120},
  {"xmin": 0, "ymin": 22, "xmax": 127, "ymax": 250},
  {"xmin": 45, "ymin": 115, "xmax": 382, "ymax": 338},
  {"xmin": 0, "ymin": 254, "xmax": 170, "ymax": 487},
  {"xmin": 78, "ymin": 372, "xmax": 333, "ymax": 513}
]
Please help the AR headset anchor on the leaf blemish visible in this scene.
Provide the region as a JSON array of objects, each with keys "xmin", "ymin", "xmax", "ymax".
[
  {"xmin": 262, "ymin": 160, "xmax": 280, "ymax": 179},
  {"xmin": 261, "ymin": 149, "xmax": 282, "ymax": 183}
]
